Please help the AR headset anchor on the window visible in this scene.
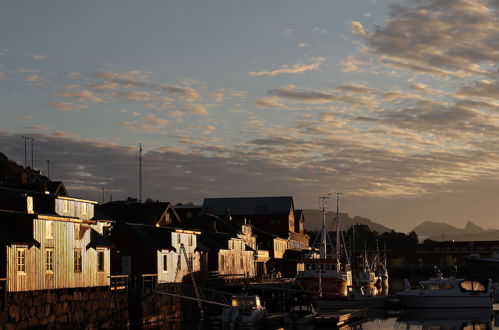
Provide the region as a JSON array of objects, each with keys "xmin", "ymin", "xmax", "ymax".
[
  {"xmin": 74, "ymin": 249, "xmax": 82, "ymax": 273},
  {"xmin": 240, "ymin": 256, "xmax": 244, "ymax": 268},
  {"xmin": 220, "ymin": 255, "xmax": 225, "ymax": 270},
  {"xmin": 177, "ymin": 255, "xmax": 181, "ymax": 269},
  {"xmin": 271, "ymin": 219, "xmax": 280, "ymax": 224},
  {"xmin": 97, "ymin": 250, "xmax": 105, "ymax": 272},
  {"xmin": 26, "ymin": 196, "xmax": 34, "ymax": 214},
  {"xmin": 188, "ymin": 235, "xmax": 193, "ymax": 247},
  {"xmin": 163, "ymin": 255, "xmax": 168, "ymax": 272},
  {"xmin": 17, "ymin": 248, "xmax": 26, "ymax": 273},
  {"xmin": 177, "ymin": 234, "xmax": 181, "ymax": 245},
  {"xmin": 74, "ymin": 224, "xmax": 81, "ymax": 240},
  {"xmin": 62, "ymin": 200, "xmax": 69, "ymax": 214},
  {"xmin": 45, "ymin": 221, "xmax": 53, "ymax": 239},
  {"xmin": 46, "ymin": 249, "xmax": 54, "ymax": 273}
]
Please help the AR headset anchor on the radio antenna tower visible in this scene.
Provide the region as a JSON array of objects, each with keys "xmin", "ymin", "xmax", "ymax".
[{"xmin": 139, "ymin": 143, "xmax": 143, "ymax": 203}]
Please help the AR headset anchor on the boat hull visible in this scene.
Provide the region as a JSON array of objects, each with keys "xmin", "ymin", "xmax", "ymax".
[
  {"xmin": 297, "ymin": 276, "xmax": 349, "ymax": 297},
  {"xmin": 397, "ymin": 293, "xmax": 492, "ymax": 308}
]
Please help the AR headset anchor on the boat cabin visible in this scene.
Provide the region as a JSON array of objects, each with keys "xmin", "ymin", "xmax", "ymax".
[
  {"xmin": 420, "ymin": 278, "xmax": 489, "ymax": 293},
  {"xmin": 231, "ymin": 295, "xmax": 263, "ymax": 310},
  {"xmin": 303, "ymin": 258, "xmax": 351, "ymax": 273}
]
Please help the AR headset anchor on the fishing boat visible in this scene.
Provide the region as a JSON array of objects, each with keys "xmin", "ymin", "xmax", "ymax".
[
  {"xmin": 296, "ymin": 193, "xmax": 352, "ymax": 298},
  {"xmin": 397, "ymin": 267, "xmax": 493, "ymax": 308},
  {"xmin": 283, "ymin": 304, "xmax": 318, "ymax": 325},
  {"xmin": 220, "ymin": 295, "xmax": 267, "ymax": 327}
]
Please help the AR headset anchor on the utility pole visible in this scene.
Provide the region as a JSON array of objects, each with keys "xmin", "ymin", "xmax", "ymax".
[
  {"xmin": 102, "ymin": 188, "xmax": 105, "ymax": 204},
  {"xmin": 46, "ymin": 160, "xmax": 50, "ymax": 179},
  {"xmin": 139, "ymin": 143, "xmax": 142, "ymax": 203},
  {"xmin": 30, "ymin": 137, "xmax": 34, "ymax": 169}
]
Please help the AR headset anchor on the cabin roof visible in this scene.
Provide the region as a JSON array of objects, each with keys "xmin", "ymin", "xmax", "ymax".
[
  {"xmin": 115, "ymin": 223, "xmax": 177, "ymax": 251},
  {"xmin": 0, "ymin": 210, "xmax": 39, "ymax": 247},
  {"xmin": 97, "ymin": 200, "xmax": 180, "ymax": 226},
  {"xmin": 202, "ymin": 196, "xmax": 294, "ymax": 216},
  {"xmin": 86, "ymin": 229, "xmax": 114, "ymax": 249}
]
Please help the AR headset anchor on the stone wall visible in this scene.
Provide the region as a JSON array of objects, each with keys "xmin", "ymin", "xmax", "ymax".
[
  {"xmin": 0, "ymin": 284, "xmax": 186, "ymax": 329},
  {"xmin": 0, "ymin": 287, "xmax": 128, "ymax": 329}
]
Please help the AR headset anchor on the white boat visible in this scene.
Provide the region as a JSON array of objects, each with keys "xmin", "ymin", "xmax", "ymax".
[
  {"xmin": 221, "ymin": 295, "xmax": 267, "ymax": 327},
  {"xmin": 397, "ymin": 269, "xmax": 493, "ymax": 308},
  {"xmin": 397, "ymin": 307, "xmax": 493, "ymax": 329},
  {"xmin": 283, "ymin": 304, "xmax": 317, "ymax": 325}
]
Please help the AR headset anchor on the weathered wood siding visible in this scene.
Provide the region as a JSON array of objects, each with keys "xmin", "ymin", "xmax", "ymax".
[
  {"xmin": 55, "ymin": 198, "xmax": 94, "ymax": 221},
  {"xmin": 218, "ymin": 238, "xmax": 255, "ymax": 277},
  {"xmin": 7, "ymin": 219, "xmax": 110, "ymax": 292},
  {"xmin": 157, "ymin": 232, "xmax": 201, "ymax": 283}
]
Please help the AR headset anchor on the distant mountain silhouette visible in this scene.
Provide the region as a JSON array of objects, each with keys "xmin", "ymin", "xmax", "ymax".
[
  {"xmin": 303, "ymin": 209, "xmax": 391, "ymax": 233},
  {"xmin": 413, "ymin": 220, "xmax": 499, "ymax": 241}
]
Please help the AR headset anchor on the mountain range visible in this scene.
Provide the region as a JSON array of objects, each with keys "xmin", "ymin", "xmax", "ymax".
[{"xmin": 302, "ymin": 209, "xmax": 499, "ymax": 241}]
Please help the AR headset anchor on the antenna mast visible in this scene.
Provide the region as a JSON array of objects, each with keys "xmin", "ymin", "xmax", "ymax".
[
  {"xmin": 334, "ymin": 192, "xmax": 343, "ymax": 260},
  {"xmin": 139, "ymin": 143, "xmax": 143, "ymax": 203},
  {"xmin": 319, "ymin": 194, "xmax": 331, "ymax": 259}
]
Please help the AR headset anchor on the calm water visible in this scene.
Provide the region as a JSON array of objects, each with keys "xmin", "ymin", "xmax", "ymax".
[{"xmin": 189, "ymin": 308, "xmax": 499, "ymax": 330}]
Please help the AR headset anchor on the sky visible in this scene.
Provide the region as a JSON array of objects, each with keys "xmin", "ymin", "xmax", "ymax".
[{"xmin": 2, "ymin": 0, "xmax": 499, "ymax": 232}]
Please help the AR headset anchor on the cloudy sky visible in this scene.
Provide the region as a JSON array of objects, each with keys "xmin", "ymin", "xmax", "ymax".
[{"xmin": 3, "ymin": 0, "xmax": 499, "ymax": 231}]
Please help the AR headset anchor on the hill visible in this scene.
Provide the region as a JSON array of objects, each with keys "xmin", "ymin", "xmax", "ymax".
[
  {"xmin": 413, "ymin": 220, "xmax": 499, "ymax": 241},
  {"xmin": 302, "ymin": 209, "xmax": 391, "ymax": 233}
]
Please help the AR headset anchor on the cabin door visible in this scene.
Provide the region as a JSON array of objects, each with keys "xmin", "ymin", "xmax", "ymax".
[{"xmin": 121, "ymin": 256, "xmax": 132, "ymax": 275}]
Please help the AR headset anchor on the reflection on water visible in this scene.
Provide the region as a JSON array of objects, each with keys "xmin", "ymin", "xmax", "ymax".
[{"xmin": 191, "ymin": 308, "xmax": 498, "ymax": 330}]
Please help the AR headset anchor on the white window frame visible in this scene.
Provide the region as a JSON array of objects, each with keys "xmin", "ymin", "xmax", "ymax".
[
  {"xmin": 97, "ymin": 249, "xmax": 105, "ymax": 272},
  {"xmin": 46, "ymin": 248, "xmax": 54, "ymax": 273},
  {"xmin": 45, "ymin": 221, "xmax": 53, "ymax": 239},
  {"xmin": 16, "ymin": 247, "xmax": 27, "ymax": 274}
]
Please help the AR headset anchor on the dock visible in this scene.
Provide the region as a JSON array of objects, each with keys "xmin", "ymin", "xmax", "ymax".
[{"xmin": 314, "ymin": 308, "xmax": 369, "ymax": 326}]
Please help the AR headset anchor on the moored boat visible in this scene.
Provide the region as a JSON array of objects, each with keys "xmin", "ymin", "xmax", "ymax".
[
  {"xmin": 397, "ymin": 268, "xmax": 493, "ymax": 308},
  {"xmin": 221, "ymin": 295, "xmax": 267, "ymax": 327},
  {"xmin": 283, "ymin": 304, "xmax": 317, "ymax": 325},
  {"xmin": 296, "ymin": 194, "xmax": 352, "ymax": 298}
]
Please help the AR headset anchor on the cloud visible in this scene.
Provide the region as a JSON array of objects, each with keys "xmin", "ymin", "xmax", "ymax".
[
  {"xmin": 359, "ymin": 0, "xmax": 499, "ymax": 78},
  {"xmin": 249, "ymin": 57, "xmax": 325, "ymax": 76},
  {"xmin": 160, "ymin": 85, "xmax": 200, "ymax": 100},
  {"xmin": 256, "ymin": 97, "xmax": 297, "ymax": 110},
  {"xmin": 56, "ymin": 90, "xmax": 103, "ymax": 103},
  {"xmin": 89, "ymin": 81, "xmax": 120, "ymax": 90},
  {"xmin": 118, "ymin": 113, "xmax": 169, "ymax": 133},
  {"xmin": 26, "ymin": 74, "xmax": 43, "ymax": 82},
  {"xmin": 267, "ymin": 86, "xmax": 361, "ymax": 104},
  {"xmin": 457, "ymin": 80, "xmax": 499, "ymax": 99},
  {"xmin": 46, "ymin": 101, "xmax": 88, "ymax": 111},
  {"xmin": 25, "ymin": 53, "xmax": 48, "ymax": 61},
  {"xmin": 92, "ymin": 70, "xmax": 150, "ymax": 88},
  {"xmin": 183, "ymin": 104, "xmax": 209, "ymax": 115},
  {"xmin": 297, "ymin": 43, "xmax": 309, "ymax": 48},
  {"xmin": 351, "ymin": 21, "xmax": 367, "ymax": 36},
  {"xmin": 112, "ymin": 91, "xmax": 155, "ymax": 102},
  {"xmin": 68, "ymin": 72, "xmax": 83, "ymax": 79}
]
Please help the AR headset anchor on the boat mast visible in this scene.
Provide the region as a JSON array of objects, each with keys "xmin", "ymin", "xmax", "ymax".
[
  {"xmin": 335, "ymin": 192, "xmax": 343, "ymax": 260},
  {"xmin": 319, "ymin": 195, "xmax": 330, "ymax": 259}
]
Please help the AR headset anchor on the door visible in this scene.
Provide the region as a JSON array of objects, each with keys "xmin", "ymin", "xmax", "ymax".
[{"xmin": 121, "ymin": 256, "xmax": 132, "ymax": 275}]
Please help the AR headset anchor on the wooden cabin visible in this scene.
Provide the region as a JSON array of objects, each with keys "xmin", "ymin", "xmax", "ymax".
[
  {"xmin": 0, "ymin": 187, "xmax": 113, "ymax": 292},
  {"xmin": 197, "ymin": 233, "xmax": 256, "ymax": 279},
  {"xmin": 109, "ymin": 223, "xmax": 201, "ymax": 283}
]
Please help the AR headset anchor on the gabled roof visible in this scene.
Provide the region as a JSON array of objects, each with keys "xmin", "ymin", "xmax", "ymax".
[
  {"xmin": 0, "ymin": 210, "xmax": 39, "ymax": 247},
  {"xmin": 111, "ymin": 223, "xmax": 177, "ymax": 251},
  {"xmin": 202, "ymin": 196, "xmax": 294, "ymax": 216},
  {"xmin": 86, "ymin": 229, "xmax": 114, "ymax": 249},
  {"xmin": 97, "ymin": 200, "xmax": 181, "ymax": 226}
]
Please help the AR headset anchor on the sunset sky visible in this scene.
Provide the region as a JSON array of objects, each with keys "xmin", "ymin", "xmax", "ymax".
[{"xmin": 2, "ymin": 0, "xmax": 499, "ymax": 232}]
